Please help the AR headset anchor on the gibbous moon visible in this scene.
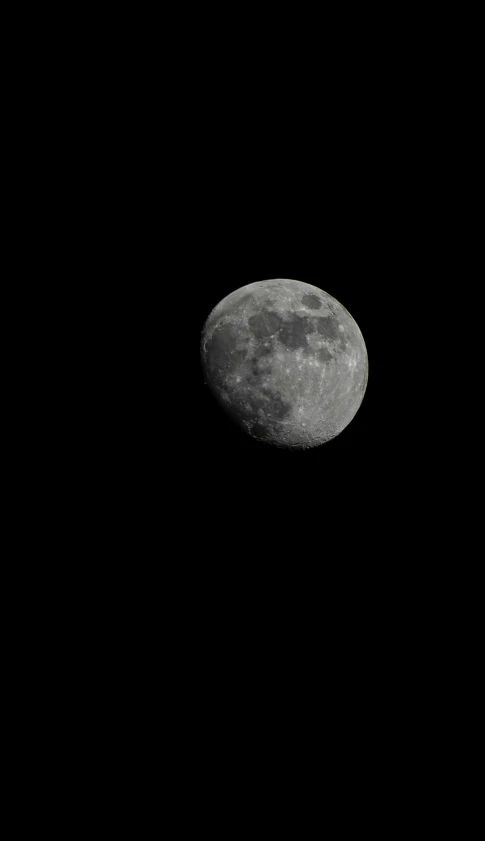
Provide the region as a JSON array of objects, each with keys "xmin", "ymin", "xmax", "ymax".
[{"xmin": 201, "ymin": 278, "xmax": 368, "ymax": 448}]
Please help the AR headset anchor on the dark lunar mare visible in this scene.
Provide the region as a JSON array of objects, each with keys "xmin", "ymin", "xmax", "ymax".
[
  {"xmin": 278, "ymin": 313, "xmax": 314, "ymax": 351},
  {"xmin": 315, "ymin": 315, "xmax": 340, "ymax": 340},
  {"xmin": 301, "ymin": 293, "xmax": 322, "ymax": 309},
  {"xmin": 318, "ymin": 347, "xmax": 333, "ymax": 363},
  {"xmin": 248, "ymin": 310, "xmax": 283, "ymax": 338}
]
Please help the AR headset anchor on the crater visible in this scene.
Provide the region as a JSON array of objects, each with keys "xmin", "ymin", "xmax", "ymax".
[{"xmin": 250, "ymin": 422, "xmax": 271, "ymax": 440}]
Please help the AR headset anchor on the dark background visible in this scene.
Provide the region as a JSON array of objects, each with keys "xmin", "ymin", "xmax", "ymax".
[
  {"xmin": 60, "ymin": 3, "xmax": 459, "ymax": 644},
  {"xmin": 105, "ymin": 12, "xmax": 446, "ymax": 571},
  {"xmin": 63, "ymin": 4, "xmax": 453, "ymax": 528},
  {"xmin": 18, "ymin": 7, "xmax": 469, "ymax": 803},
  {"xmin": 59, "ymin": 5, "xmax": 455, "ymax": 722}
]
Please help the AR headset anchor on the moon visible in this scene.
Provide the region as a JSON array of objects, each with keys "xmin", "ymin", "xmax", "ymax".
[{"xmin": 201, "ymin": 278, "xmax": 368, "ymax": 448}]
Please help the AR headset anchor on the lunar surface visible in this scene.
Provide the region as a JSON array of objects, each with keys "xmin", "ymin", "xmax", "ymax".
[{"xmin": 200, "ymin": 279, "xmax": 368, "ymax": 448}]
